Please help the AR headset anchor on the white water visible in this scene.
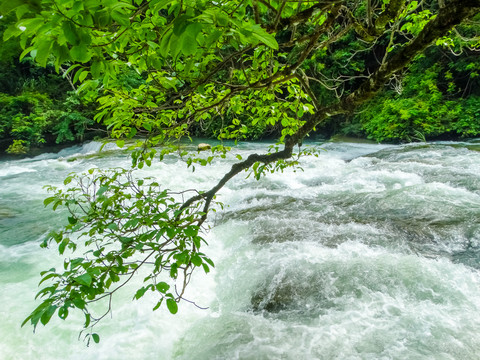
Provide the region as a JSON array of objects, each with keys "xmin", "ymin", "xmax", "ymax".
[{"xmin": 1, "ymin": 140, "xmax": 480, "ymax": 359}]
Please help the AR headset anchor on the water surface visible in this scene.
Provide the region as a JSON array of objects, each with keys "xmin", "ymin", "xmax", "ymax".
[{"xmin": 1, "ymin": 140, "xmax": 479, "ymax": 359}]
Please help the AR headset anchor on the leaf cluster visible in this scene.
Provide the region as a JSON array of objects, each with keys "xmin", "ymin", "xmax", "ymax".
[{"xmin": 23, "ymin": 168, "xmax": 215, "ymax": 338}]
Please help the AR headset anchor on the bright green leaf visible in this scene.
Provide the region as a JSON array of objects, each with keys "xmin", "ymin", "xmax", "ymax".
[
  {"xmin": 166, "ymin": 298, "xmax": 178, "ymax": 314},
  {"xmin": 74, "ymin": 273, "xmax": 93, "ymax": 287}
]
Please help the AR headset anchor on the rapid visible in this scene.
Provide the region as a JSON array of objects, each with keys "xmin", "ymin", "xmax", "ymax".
[{"xmin": 1, "ymin": 139, "xmax": 480, "ymax": 359}]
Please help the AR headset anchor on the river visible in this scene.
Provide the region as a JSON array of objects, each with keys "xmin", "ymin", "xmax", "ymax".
[{"xmin": 1, "ymin": 139, "xmax": 480, "ymax": 359}]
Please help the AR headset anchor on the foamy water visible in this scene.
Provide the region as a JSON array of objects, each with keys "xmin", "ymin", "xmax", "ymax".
[{"xmin": 1, "ymin": 140, "xmax": 480, "ymax": 359}]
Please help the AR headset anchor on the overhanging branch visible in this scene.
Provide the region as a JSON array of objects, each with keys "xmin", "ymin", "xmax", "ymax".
[{"xmin": 180, "ymin": 0, "xmax": 480, "ymax": 221}]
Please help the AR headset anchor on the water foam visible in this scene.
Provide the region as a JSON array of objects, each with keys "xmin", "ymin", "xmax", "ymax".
[{"xmin": 2, "ymin": 141, "xmax": 480, "ymax": 359}]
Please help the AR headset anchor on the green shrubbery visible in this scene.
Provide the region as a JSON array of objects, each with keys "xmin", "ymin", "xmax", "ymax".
[
  {"xmin": 346, "ymin": 45, "xmax": 480, "ymax": 143},
  {"xmin": 1, "ymin": 9, "xmax": 479, "ymax": 150},
  {"xmin": 0, "ymin": 91, "xmax": 95, "ymax": 153},
  {"xmin": 0, "ymin": 15, "xmax": 96, "ymax": 154}
]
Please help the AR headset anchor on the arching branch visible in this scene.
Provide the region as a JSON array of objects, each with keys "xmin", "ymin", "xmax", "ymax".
[{"xmin": 179, "ymin": 0, "xmax": 480, "ymax": 223}]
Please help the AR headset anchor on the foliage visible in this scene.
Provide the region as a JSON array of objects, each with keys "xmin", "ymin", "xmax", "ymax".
[
  {"xmin": 24, "ymin": 168, "xmax": 214, "ymax": 342},
  {"xmin": 0, "ymin": 92, "xmax": 51, "ymax": 146},
  {"xmin": 0, "ymin": 17, "xmax": 98, "ymax": 152},
  {"xmin": 0, "ymin": 90, "xmax": 96, "ymax": 150},
  {"xmin": 351, "ymin": 46, "xmax": 480, "ymax": 142},
  {"xmin": 6, "ymin": 139, "xmax": 29, "ymax": 154},
  {"xmin": 2, "ymin": 0, "xmax": 479, "ymax": 341}
]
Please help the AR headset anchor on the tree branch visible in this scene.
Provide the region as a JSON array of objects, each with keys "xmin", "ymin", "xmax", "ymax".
[{"xmin": 179, "ymin": 0, "xmax": 480, "ymax": 221}]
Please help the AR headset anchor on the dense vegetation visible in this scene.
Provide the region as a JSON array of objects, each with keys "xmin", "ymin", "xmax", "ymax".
[
  {"xmin": 2, "ymin": 0, "xmax": 480, "ymax": 344},
  {"xmin": 346, "ymin": 43, "xmax": 480, "ymax": 142},
  {"xmin": 2, "ymin": 14, "xmax": 480, "ymax": 153},
  {"xmin": 0, "ymin": 15, "xmax": 98, "ymax": 154},
  {"xmin": 1, "ymin": 6, "xmax": 480, "ymax": 153}
]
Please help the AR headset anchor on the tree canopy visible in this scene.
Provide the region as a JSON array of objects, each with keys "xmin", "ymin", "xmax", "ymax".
[{"xmin": 2, "ymin": 0, "xmax": 480, "ymax": 343}]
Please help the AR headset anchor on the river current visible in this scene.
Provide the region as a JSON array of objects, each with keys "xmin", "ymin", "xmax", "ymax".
[{"xmin": 1, "ymin": 139, "xmax": 480, "ymax": 359}]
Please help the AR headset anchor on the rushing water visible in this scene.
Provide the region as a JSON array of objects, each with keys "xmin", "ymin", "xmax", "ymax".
[{"xmin": 1, "ymin": 139, "xmax": 480, "ymax": 359}]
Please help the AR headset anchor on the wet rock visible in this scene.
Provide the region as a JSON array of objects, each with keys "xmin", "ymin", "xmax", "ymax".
[
  {"xmin": 197, "ymin": 143, "xmax": 211, "ymax": 151},
  {"xmin": 0, "ymin": 209, "xmax": 15, "ymax": 219}
]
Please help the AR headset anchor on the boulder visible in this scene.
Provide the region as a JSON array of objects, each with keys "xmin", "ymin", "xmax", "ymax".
[{"xmin": 197, "ymin": 143, "xmax": 212, "ymax": 151}]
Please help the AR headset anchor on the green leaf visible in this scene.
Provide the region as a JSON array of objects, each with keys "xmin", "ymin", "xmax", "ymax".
[
  {"xmin": 166, "ymin": 298, "xmax": 178, "ymax": 314},
  {"xmin": 153, "ymin": 0, "xmax": 176, "ymax": 11},
  {"xmin": 95, "ymin": 11, "xmax": 111, "ymax": 27},
  {"xmin": 52, "ymin": 200, "xmax": 63, "ymax": 211},
  {"xmin": 96, "ymin": 185, "xmax": 108, "ymax": 196},
  {"xmin": 73, "ymin": 298, "xmax": 86, "ymax": 309},
  {"xmin": 191, "ymin": 254, "xmax": 202, "ymax": 267},
  {"xmin": 192, "ymin": 236, "xmax": 201, "ymax": 249},
  {"xmin": 155, "ymin": 282, "xmax": 170, "ymax": 293},
  {"xmin": 172, "ymin": 14, "xmax": 191, "ymax": 36},
  {"xmin": 107, "ymin": 223, "xmax": 118, "ymax": 230},
  {"xmin": 3, "ymin": 24, "xmax": 22, "ymax": 41},
  {"xmin": 169, "ymin": 33, "xmax": 182, "ymax": 58},
  {"xmin": 184, "ymin": 226, "xmax": 198, "ymax": 237},
  {"xmin": 21, "ymin": 315, "xmax": 33, "ymax": 328},
  {"xmin": 181, "ymin": 23, "xmax": 201, "ymax": 56},
  {"xmin": 204, "ymin": 29, "xmax": 222, "ymax": 46},
  {"xmin": 70, "ymin": 258, "xmax": 84, "ymax": 269},
  {"xmin": 62, "ymin": 21, "xmax": 80, "ymax": 45},
  {"xmin": 111, "ymin": 10, "xmax": 130, "ymax": 27},
  {"xmin": 152, "ymin": 298, "xmax": 163, "ymax": 311},
  {"xmin": 79, "ymin": 70, "xmax": 89, "ymax": 82},
  {"xmin": 0, "ymin": 0, "xmax": 25, "ymax": 14},
  {"xmin": 84, "ymin": 313, "xmax": 91, "ymax": 327},
  {"xmin": 58, "ymin": 238, "xmax": 68, "ymax": 255},
  {"xmin": 92, "ymin": 333, "xmax": 100, "ymax": 344},
  {"xmin": 159, "ymin": 30, "xmax": 173, "ymax": 58},
  {"xmin": 19, "ymin": 46, "xmax": 34, "ymax": 61},
  {"xmin": 35, "ymin": 38, "xmax": 53, "ymax": 67},
  {"xmin": 202, "ymin": 263, "xmax": 210, "ymax": 274},
  {"xmin": 58, "ymin": 306, "xmax": 69, "ymax": 320},
  {"xmin": 74, "ymin": 273, "xmax": 93, "ymax": 287},
  {"xmin": 43, "ymin": 197, "xmax": 56, "ymax": 206},
  {"xmin": 91, "ymin": 60, "xmax": 103, "ymax": 78},
  {"xmin": 251, "ymin": 28, "xmax": 278, "ymax": 50},
  {"xmin": 166, "ymin": 227, "xmax": 176, "ymax": 238},
  {"xmin": 70, "ymin": 45, "xmax": 92, "ymax": 63},
  {"xmin": 134, "ymin": 287, "xmax": 147, "ymax": 300},
  {"xmin": 39, "ymin": 272, "xmax": 58, "ymax": 285},
  {"xmin": 215, "ymin": 12, "xmax": 229, "ymax": 27},
  {"xmin": 119, "ymin": 236, "xmax": 133, "ymax": 244},
  {"xmin": 73, "ymin": 68, "xmax": 85, "ymax": 84},
  {"xmin": 40, "ymin": 305, "xmax": 57, "ymax": 326},
  {"xmin": 204, "ymin": 258, "xmax": 215, "ymax": 267}
]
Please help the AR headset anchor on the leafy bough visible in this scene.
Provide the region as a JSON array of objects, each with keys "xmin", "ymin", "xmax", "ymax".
[
  {"xmin": 23, "ymin": 168, "xmax": 215, "ymax": 344},
  {"xmin": 23, "ymin": 142, "xmax": 318, "ymax": 344}
]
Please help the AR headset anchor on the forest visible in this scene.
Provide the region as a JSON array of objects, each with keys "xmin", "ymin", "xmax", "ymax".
[{"xmin": 1, "ymin": 1, "xmax": 479, "ymax": 155}]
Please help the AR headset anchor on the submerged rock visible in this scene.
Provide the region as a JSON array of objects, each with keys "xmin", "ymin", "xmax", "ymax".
[{"xmin": 0, "ymin": 208, "xmax": 16, "ymax": 219}]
